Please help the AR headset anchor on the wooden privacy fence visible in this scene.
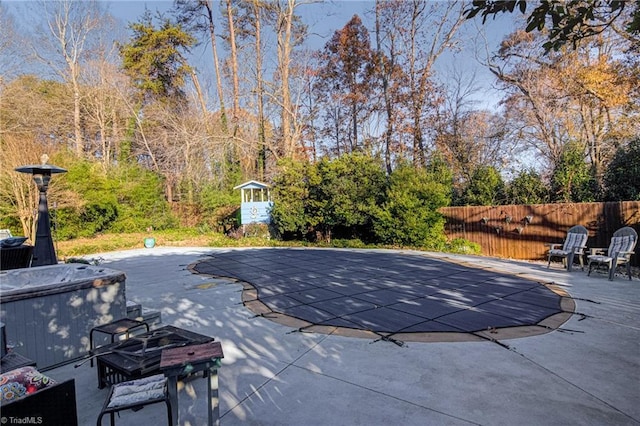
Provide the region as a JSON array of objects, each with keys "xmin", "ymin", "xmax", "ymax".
[{"xmin": 440, "ymin": 201, "xmax": 640, "ymax": 267}]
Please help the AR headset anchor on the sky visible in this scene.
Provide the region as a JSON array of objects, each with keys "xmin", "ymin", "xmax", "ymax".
[
  {"xmin": 102, "ymin": 0, "xmax": 516, "ymax": 109},
  {"xmin": 4, "ymin": 0, "xmax": 518, "ymax": 110},
  {"xmin": 2, "ymin": 0, "xmax": 530, "ymax": 171}
]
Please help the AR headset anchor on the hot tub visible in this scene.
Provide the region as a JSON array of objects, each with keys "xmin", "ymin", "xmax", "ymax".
[{"xmin": 0, "ymin": 264, "xmax": 127, "ymax": 370}]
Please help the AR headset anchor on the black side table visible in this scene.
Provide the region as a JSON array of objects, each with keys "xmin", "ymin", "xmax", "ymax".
[
  {"xmin": 160, "ymin": 341, "xmax": 224, "ymax": 426},
  {"xmin": 90, "ymin": 318, "xmax": 149, "ymax": 366}
]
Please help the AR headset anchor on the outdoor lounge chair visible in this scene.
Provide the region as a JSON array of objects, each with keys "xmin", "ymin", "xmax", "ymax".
[
  {"xmin": 587, "ymin": 226, "xmax": 638, "ymax": 281},
  {"xmin": 547, "ymin": 225, "xmax": 589, "ymax": 271}
]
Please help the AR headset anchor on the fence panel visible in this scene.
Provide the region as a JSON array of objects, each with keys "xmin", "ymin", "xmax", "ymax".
[{"xmin": 440, "ymin": 201, "xmax": 640, "ymax": 266}]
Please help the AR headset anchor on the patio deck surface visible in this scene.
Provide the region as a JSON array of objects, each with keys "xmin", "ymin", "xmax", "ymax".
[{"xmin": 42, "ymin": 247, "xmax": 639, "ymax": 425}]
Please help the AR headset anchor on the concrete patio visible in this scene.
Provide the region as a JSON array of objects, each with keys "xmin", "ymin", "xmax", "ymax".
[{"xmin": 44, "ymin": 247, "xmax": 639, "ymax": 425}]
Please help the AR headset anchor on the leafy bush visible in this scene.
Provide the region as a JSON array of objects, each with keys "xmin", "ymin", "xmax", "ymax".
[
  {"xmin": 603, "ymin": 138, "xmax": 640, "ymax": 201},
  {"xmin": 445, "ymin": 238, "xmax": 481, "ymax": 255},
  {"xmin": 457, "ymin": 165, "xmax": 506, "ymax": 206},
  {"xmin": 550, "ymin": 142, "xmax": 598, "ymax": 202},
  {"xmin": 373, "ymin": 161, "xmax": 450, "ymax": 249},
  {"xmin": 53, "ymin": 158, "xmax": 120, "ymax": 238},
  {"xmin": 314, "ymin": 152, "xmax": 386, "ymax": 241},
  {"xmin": 270, "ymin": 158, "xmax": 317, "ymax": 239},
  {"xmin": 506, "ymin": 168, "xmax": 549, "ymax": 205},
  {"xmin": 198, "ymin": 183, "xmax": 238, "ymax": 227},
  {"xmin": 49, "ymin": 155, "xmax": 176, "ymax": 239},
  {"xmin": 109, "ymin": 165, "xmax": 176, "ymax": 232},
  {"xmin": 271, "ymin": 153, "xmax": 388, "ymax": 242},
  {"xmin": 271, "ymin": 155, "xmax": 454, "ymax": 249}
]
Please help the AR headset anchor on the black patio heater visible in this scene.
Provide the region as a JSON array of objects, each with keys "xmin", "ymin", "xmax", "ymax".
[{"xmin": 15, "ymin": 154, "xmax": 67, "ymax": 267}]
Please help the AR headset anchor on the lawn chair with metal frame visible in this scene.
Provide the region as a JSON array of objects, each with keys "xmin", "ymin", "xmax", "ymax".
[
  {"xmin": 587, "ymin": 226, "xmax": 637, "ymax": 281},
  {"xmin": 546, "ymin": 225, "xmax": 589, "ymax": 272}
]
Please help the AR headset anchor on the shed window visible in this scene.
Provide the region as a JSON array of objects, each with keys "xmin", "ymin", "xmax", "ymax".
[{"xmin": 242, "ymin": 187, "xmax": 271, "ymax": 202}]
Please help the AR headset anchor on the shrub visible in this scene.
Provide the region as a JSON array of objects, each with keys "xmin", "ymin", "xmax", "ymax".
[
  {"xmin": 49, "ymin": 154, "xmax": 176, "ymax": 239},
  {"xmin": 506, "ymin": 168, "xmax": 549, "ymax": 204},
  {"xmin": 198, "ymin": 184, "xmax": 238, "ymax": 228},
  {"xmin": 52, "ymin": 157, "xmax": 120, "ymax": 238},
  {"xmin": 270, "ymin": 158, "xmax": 316, "ymax": 239},
  {"xmin": 550, "ymin": 141, "xmax": 598, "ymax": 202},
  {"xmin": 457, "ymin": 165, "xmax": 506, "ymax": 206},
  {"xmin": 445, "ymin": 238, "xmax": 481, "ymax": 255},
  {"xmin": 373, "ymin": 162, "xmax": 450, "ymax": 249},
  {"xmin": 314, "ymin": 152, "xmax": 386, "ymax": 241},
  {"xmin": 603, "ymin": 138, "xmax": 640, "ymax": 201}
]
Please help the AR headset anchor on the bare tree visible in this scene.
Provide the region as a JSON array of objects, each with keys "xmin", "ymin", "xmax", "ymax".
[
  {"xmin": 435, "ymin": 65, "xmax": 511, "ymax": 191},
  {"xmin": 32, "ymin": 0, "xmax": 105, "ymax": 157},
  {"xmin": 173, "ymin": 0, "xmax": 229, "ymax": 130},
  {"xmin": 233, "ymin": 0, "xmax": 269, "ymax": 178},
  {"xmin": 315, "ymin": 15, "xmax": 375, "ymax": 153},
  {"xmin": 79, "ymin": 13, "xmax": 131, "ymax": 170},
  {"xmin": 274, "ymin": 0, "xmax": 296, "ymax": 157},
  {"xmin": 82, "ymin": 58, "xmax": 130, "ymax": 171},
  {"xmin": 0, "ymin": 3, "xmax": 25, "ymax": 81},
  {"xmin": 0, "ymin": 3, "xmax": 24, "ymax": 145},
  {"xmin": 0, "ymin": 134, "xmax": 78, "ymax": 240},
  {"xmin": 267, "ymin": 0, "xmax": 310, "ymax": 158},
  {"xmin": 375, "ymin": 0, "xmax": 408, "ymax": 173},
  {"xmin": 251, "ymin": 0, "xmax": 267, "ymax": 178},
  {"xmin": 375, "ymin": 0, "xmax": 468, "ymax": 168},
  {"xmin": 488, "ymin": 29, "xmax": 639, "ymax": 183}
]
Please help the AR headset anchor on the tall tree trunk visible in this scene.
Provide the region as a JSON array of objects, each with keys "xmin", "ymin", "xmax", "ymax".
[
  {"xmin": 253, "ymin": 0, "xmax": 266, "ymax": 179},
  {"xmin": 203, "ymin": 0, "xmax": 227, "ymax": 130},
  {"xmin": 72, "ymin": 79, "xmax": 83, "ymax": 156},
  {"xmin": 413, "ymin": 113, "xmax": 426, "ymax": 167},
  {"xmin": 190, "ymin": 69, "xmax": 208, "ymax": 118},
  {"xmin": 351, "ymin": 100, "xmax": 358, "ymax": 151},
  {"xmin": 382, "ymin": 0, "xmax": 464, "ymax": 168},
  {"xmin": 376, "ymin": 0, "xmax": 393, "ymax": 175},
  {"xmin": 276, "ymin": 0, "xmax": 296, "ymax": 157},
  {"xmin": 225, "ymin": 0, "xmax": 240, "ymax": 137}
]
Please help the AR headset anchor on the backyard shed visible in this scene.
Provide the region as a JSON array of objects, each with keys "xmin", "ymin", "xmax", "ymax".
[{"xmin": 234, "ymin": 180, "xmax": 273, "ymax": 225}]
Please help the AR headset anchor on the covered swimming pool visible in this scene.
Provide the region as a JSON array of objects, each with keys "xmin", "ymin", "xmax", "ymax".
[{"xmin": 192, "ymin": 248, "xmax": 574, "ymax": 343}]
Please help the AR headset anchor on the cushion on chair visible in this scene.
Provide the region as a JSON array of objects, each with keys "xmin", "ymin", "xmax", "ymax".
[
  {"xmin": 587, "ymin": 254, "xmax": 612, "ymax": 263},
  {"xmin": 107, "ymin": 374, "xmax": 166, "ymax": 408},
  {"xmin": 549, "ymin": 249, "xmax": 570, "ymax": 256},
  {"xmin": 609, "ymin": 235, "xmax": 635, "ymax": 258},
  {"xmin": 563, "ymin": 232, "xmax": 586, "ymax": 251},
  {"xmin": 0, "ymin": 366, "xmax": 56, "ymax": 404}
]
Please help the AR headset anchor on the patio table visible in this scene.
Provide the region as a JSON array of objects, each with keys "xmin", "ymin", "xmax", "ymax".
[
  {"xmin": 94, "ymin": 325, "xmax": 214, "ymax": 389},
  {"xmin": 161, "ymin": 341, "xmax": 224, "ymax": 426}
]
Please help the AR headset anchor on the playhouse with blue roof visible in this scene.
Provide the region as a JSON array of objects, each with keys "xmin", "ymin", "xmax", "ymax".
[{"xmin": 234, "ymin": 180, "xmax": 273, "ymax": 225}]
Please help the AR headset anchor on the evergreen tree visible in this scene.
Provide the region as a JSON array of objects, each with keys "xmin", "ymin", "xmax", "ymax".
[
  {"xmin": 459, "ymin": 166, "xmax": 505, "ymax": 206},
  {"xmin": 550, "ymin": 142, "xmax": 598, "ymax": 202},
  {"xmin": 119, "ymin": 11, "xmax": 196, "ymax": 105},
  {"xmin": 373, "ymin": 160, "xmax": 450, "ymax": 248},
  {"xmin": 506, "ymin": 168, "xmax": 548, "ymax": 205},
  {"xmin": 603, "ymin": 139, "xmax": 640, "ymax": 201}
]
